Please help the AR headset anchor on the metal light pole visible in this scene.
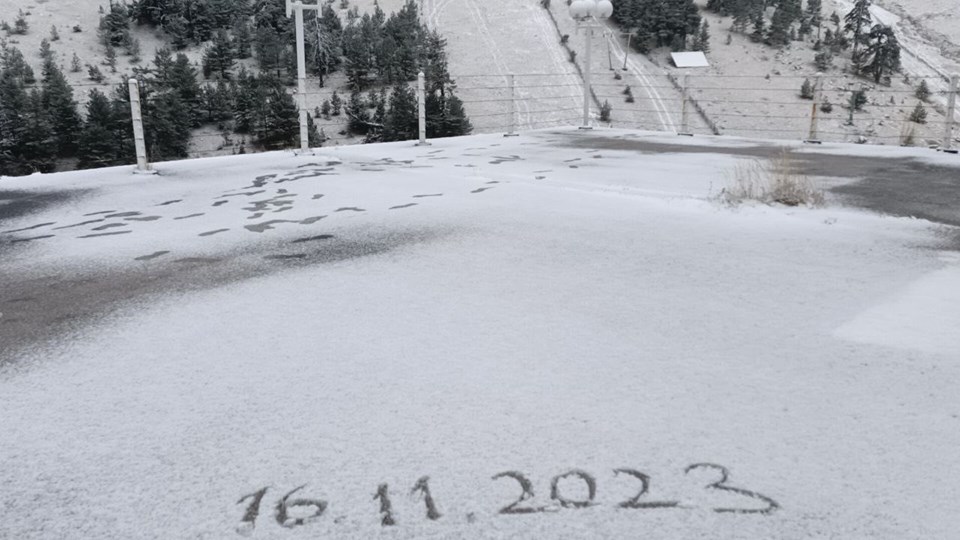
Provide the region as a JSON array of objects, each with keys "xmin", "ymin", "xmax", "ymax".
[
  {"xmin": 570, "ymin": 0, "xmax": 613, "ymax": 130},
  {"xmin": 287, "ymin": 0, "xmax": 321, "ymax": 152}
]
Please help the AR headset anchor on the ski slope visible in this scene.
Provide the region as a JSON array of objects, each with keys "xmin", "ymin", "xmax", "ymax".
[{"xmin": 2, "ymin": 129, "xmax": 960, "ymax": 539}]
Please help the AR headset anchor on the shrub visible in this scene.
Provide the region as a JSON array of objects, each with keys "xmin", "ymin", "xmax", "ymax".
[
  {"xmin": 915, "ymin": 80, "xmax": 930, "ymax": 101},
  {"xmin": 820, "ymin": 98, "xmax": 833, "ymax": 113},
  {"xmin": 814, "ymin": 51, "xmax": 832, "ymax": 71},
  {"xmin": 850, "ymin": 89, "xmax": 867, "ymax": 111},
  {"xmin": 899, "ymin": 122, "xmax": 915, "ymax": 146},
  {"xmin": 720, "ymin": 150, "xmax": 825, "ymax": 207},
  {"xmin": 908, "ymin": 102, "xmax": 927, "ymax": 124},
  {"xmin": 599, "ymin": 100, "xmax": 611, "ymax": 122}
]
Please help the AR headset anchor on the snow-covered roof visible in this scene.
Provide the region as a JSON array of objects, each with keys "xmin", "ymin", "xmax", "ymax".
[{"xmin": 671, "ymin": 51, "xmax": 710, "ymax": 68}]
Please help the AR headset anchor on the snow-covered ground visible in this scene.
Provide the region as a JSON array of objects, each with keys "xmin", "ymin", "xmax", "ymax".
[{"xmin": 2, "ymin": 129, "xmax": 959, "ymax": 539}]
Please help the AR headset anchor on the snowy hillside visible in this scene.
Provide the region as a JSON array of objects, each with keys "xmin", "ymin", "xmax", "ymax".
[
  {"xmin": 5, "ymin": 0, "xmax": 958, "ymax": 159},
  {"xmin": 2, "ymin": 128, "xmax": 960, "ymax": 538}
]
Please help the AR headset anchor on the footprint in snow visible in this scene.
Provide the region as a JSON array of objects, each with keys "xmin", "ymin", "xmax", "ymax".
[{"xmin": 135, "ymin": 251, "xmax": 170, "ymax": 261}]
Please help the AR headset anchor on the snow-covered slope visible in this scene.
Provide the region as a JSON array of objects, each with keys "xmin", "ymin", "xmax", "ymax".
[{"xmin": 2, "ymin": 129, "xmax": 959, "ymax": 539}]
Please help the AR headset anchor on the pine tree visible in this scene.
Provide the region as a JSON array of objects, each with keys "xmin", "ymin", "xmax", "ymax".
[
  {"xmin": 254, "ymin": 80, "xmax": 298, "ymax": 150},
  {"xmin": 850, "ymin": 88, "xmax": 868, "ymax": 111},
  {"xmin": 21, "ymin": 89, "xmax": 57, "ymax": 172},
  {"xmin": 39, "ymin": 39, "xmax": 54, "ymax": 63},
  {"xmin": 166, "ymin": 15, "xmax": 191, "ymax": 50},
  {"xmin": 71, "ymin": 53, "xmax": 82, "ymax": 73},
  {"xmin": 320, "ymin": 99, "xmax": 331, "ymax": 119},
  {"xmin": 87, "ymin": 64, "xmax": 105, "ymax": 82},
  {"xmin": 750, "ymin": 14, "xmax": 765, "ymax": 43},
  {"xmin": 50, "ymin": 24, "xmax": 59, "ymax": 41},
  {"xmin": 202, "ymin": 79, "xmax": 234, "ymax": 125},
  {"xmin": 234, "ymin": 21, "xmax": 253, "ymax": 59},
  {"xmin": 13, "ymin": 13, "xmax": 29, "ymax": 35},
  {"xmin": 599, "ymin": 100, "xmax": 612, "ymax": 122},
  {"xmin": 104, "ymin": 45, "xmax": 118, "ymax": 72},
  {"xmin": 800, "ymin": 78, "xmax": 815, "ymax": 99},
  {"xmin": 147, "ymin": 91, "xmax": 192, "ymax": 160},
  {"xmin": 844, "ymin": 0, "xmax": 872, "ymax": 69},
  {"xmin": 98, "ymin": 2, "xmax": 131, "ymax": 47},
  {"xmin": 806, "ymin": 0, "xmax": 823, "ymax": 39},
  {"xmin": 254, "ymin": 25, "xmax": 286, "ymax": 78},
  {"xmin": 41, "ymin": 57, "xmax": 82, "ymax": 157},
  {"xmin": 693, "ymin": 20, "xmax": 710, "ymax": 52},
  {"xmin": 331, "ymin": 90, "xmax": 342, "ymax": 115},
  {"xmin": 381, "ymin": 83, "xmax": 417, "ymax": 142},
  {"xmin": 814, "ymin": 50, "xmax": 833, "ymax": 71},
  {"xmin": 307, "ymin": 112, "xmax": 323, "ymax": 147},
  {"xmin": 862, "ymin": 24, "xmax": 899, "ymax": 83},
  {"xmin": 915, "ymin": 79, "xmax": 930, "ymax": 101},
  {"xmin": 346, "ymin": 90, "xmax": 371, "ymax": 135},
  {"xmin": 232, "ymin": 69, "xmax": 259, "ymax": 133},
  {"xmin": 77, "ymin": 89, "xmax": 118, "ymax": 169},
  {"xmin": 908, "ymin": 101, "xmax": 926, "ymax": 124},
  {"xmin": 439, "ymin": 94, "xmax": 471, "ymax": 137},
  {"xmin": 166, "ymin": 53, "xmax": 203, "ymax": 126},
  {"xmin": 128, "ymin": 38, "xmax": 142, "ymax": 63},
  {"xmin": 203, "ymin": 29, "xmax": 236, "ymax": 79},
  {"xmin": 0, "ymin": 69, "xmax": 30, "ymax": 175},
  {"xmin": 766, "ymin": 6, "xmax": 793, "ymax": 47}
]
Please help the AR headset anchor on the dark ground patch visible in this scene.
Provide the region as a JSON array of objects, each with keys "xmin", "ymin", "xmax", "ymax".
[
  {"xmin": 0, "ymin": 227, "xmax": 446, "ymax": 366},
  {"xmin": 0, "ymin": 190, "xmax": 83, "ymax": 224}
]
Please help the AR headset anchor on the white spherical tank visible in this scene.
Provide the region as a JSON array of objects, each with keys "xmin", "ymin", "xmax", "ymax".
[
  {"xmin": 596, "ymin": 0, "xmax": 613, "ymax": 19},
  {"xmin": 569, "ymin": 0, "xmax": 591, "ymax": 19}
]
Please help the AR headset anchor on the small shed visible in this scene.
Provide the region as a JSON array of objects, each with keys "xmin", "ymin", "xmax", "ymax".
[{"xmin": 670, "ymin": 52, "xmax": 710, "ymax": 68}]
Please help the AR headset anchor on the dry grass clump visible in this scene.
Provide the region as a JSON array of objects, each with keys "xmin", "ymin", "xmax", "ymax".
[{"xmin": 719, "ymin": 149, "xmax": 825, "ymax": 207}]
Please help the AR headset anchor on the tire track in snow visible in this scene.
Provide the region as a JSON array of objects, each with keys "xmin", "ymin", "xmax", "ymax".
[
  {"xmin": 603, "ymin": 26, "xmax": 676, "ymax": 131},
  {"xmin": 459, "ymin": 0, "xmax": 535, "ymax": 129},
  {"xmin": 527, "ymin": 0, "xmax": 585, "ymax": 119}
]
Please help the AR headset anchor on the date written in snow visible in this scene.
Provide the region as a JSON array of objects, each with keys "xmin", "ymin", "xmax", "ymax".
[{"xmin": 235, "ymin": 463, "xmax": 779, "ymax": 534}]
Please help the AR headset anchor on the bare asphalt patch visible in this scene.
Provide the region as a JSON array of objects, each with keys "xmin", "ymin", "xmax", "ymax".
[{"xmin": 556, "ymin": 132, "xmax": 960, "ymax": 245}]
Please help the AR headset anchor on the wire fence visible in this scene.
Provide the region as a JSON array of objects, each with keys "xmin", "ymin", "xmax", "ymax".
[{"xmin": 118, "ymin": 70, "xmax": 959, "ymax": 163}]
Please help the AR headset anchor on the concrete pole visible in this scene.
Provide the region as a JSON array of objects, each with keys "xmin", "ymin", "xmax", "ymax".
[
  {"xmin": 581, "ymin": 25, "xmax": 593, "ymax": 129},
  {"xmin": 294, "ymin": 6, "xmax": 309, "ymax": 151},
  {"xmin": 416, "ymin": 71, "xmax": 429, "ymax": 146},
  {"xmin": 806, "ymin": 74, "xmax": 822, "ymax": 143},
  {"xmin": 943, "ymin": 74, "xmax": 958, "ymax": 153},
  {"xmin": 623, "ymin": 31, "xmax": 631, "ymax": 71},
  {"xmin": 505, "ymin": 74, "xmax": 518, "ymax": 137},
  {"xmin": 679, "ymin": 74, "xmax": 690, "ymax": 135},
  {"xmin": 127, "ymin": 78, "xmax": 150, "ymax": 173}
]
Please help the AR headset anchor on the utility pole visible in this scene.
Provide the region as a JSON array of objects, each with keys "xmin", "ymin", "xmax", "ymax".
[
  {"xmin": 287, "ymin": 0, "xmax": 321, "ymax": 152},
  {"xmin": 570, "ymin": 0, "xmax": 613, "ymax": 130},
  {"xmin": 942, "ymin": 74, "xmax": 958, "ymax": 154}
]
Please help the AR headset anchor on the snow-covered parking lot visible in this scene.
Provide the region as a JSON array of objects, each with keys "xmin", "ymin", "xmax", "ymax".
[{"xmin": 2, "ymin": 129, "xmax": 959, "ymax": 539}]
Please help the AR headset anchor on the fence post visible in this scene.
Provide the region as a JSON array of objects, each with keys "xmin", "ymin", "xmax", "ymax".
[
  {"xmin": 416, "ymin": 71, "xmax": 429, "ymax": 146},
  {"xmin": 294, "ymin": 2, "xmax": 309, "ymax": 152},
  {"xmin": 679, "ymin": 74, "xmax": 692, "ymax": 136},
  {"xmin": 943, "ymin": 74, "xmax": 958, "ymax": 153},
  {"xmin": 504, "ymin": 74, "xmax": 519, "ymax": 137},
  {"xmin": 127, "ymin": 78, "xmax": 154, "ymax": 174},
  {"xmin": 805, "ymin": 73, "xmax": 823, "ymax": 144},
  {"xmin": 580, "ymin": 25, "xmax": 593, "ymax": 129}
]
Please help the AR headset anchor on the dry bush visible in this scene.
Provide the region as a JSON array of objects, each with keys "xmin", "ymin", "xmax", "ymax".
[
  {"xmin": 899, "ymin": 121, "xmax": 916, "ymax": 147},
  {"xmin": 720, "ymin": 149, "xmax": 825, "ymax": 207}
]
